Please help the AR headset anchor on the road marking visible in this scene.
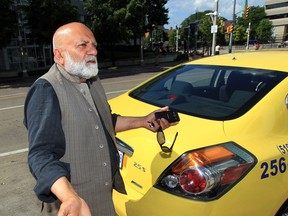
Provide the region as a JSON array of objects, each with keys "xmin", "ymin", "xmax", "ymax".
[
  {"xmin": 106, "ymin": 89, "xmax": 128, "ymax": 95},
  {"xmin": 0, "ymin": 148, "xmax": 28, "ymax": 157},
  {"xmin": 0, "ymin": 93, "xmax": 26, "ymax": 98},
  {"xmin": 0, "ymin": 105, "xmax": 24, "ymax": 111},
  {"xmin": 102, "ymin": 78, "xmax": 146, "ymax": 85},
  {"xmin": 0, "ymin": 90, "xmax": 129, "ymax": 157}
]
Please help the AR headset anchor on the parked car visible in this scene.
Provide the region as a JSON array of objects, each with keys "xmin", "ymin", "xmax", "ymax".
[{"xmin": 110, "ymin": 51, "xmax": 288, "ymax": 216}]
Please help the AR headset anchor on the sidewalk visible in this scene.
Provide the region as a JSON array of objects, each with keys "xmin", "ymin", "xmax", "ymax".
[
  {"xmin": 98, "ymin": 59, "xmax": 187, "ymax": 79},
  {"xmin": 0, "ymin": 60, "xmax": 188, "ymax": 89}
]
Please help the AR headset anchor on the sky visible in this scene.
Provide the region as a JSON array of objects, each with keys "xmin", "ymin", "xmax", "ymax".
[{"xmin": 164, "ymin": 0, "xmax": 265, "ymax": 29}]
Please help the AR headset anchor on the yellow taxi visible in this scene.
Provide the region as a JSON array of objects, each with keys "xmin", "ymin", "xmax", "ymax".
[{"xmin": 109, "ymin": 51, "xmax": 288, "ymax": 216}]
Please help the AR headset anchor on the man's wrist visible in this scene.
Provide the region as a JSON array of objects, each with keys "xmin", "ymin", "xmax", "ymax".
[{"xmin": 51, "ymin": 176, "xmax": 79, "ymax": 202}]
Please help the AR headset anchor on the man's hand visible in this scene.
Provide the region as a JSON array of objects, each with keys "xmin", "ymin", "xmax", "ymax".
[
  {"xmin": 145, "ymin": 106, "xmax": 179, "ymax": 132},
  {"xmin": 51, "ymin": 177, "xmax": 91, "ymax": 216},
  {"xmin": 115, "ymin": 106, "xmax": 179, "ymax": 133},
  {"xmin": 58, "ymin": 196, "xmax": 91, "ymax": 216}
]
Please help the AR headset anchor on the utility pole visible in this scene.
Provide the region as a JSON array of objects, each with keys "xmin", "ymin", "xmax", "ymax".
[
  {"xmin": 246, "ymin": 22, "xmax": 251, "ymax": 49},
  {"xmin": 211, "ymin": 0, "xmax": 218, "ymax": 56},
  {"xmin": 228, "ymin": 0, "xmax": 236, "ymax": 53},
  {"xmin": 176, "ymin": 26, "xmax": 179, "ymax": 52},
  {"xmin": 140, "ymin": 14, "xmax": 149, "ymax": 65},
  {"xmin": 14, "ymin": 0, "xmax": 27, "ymax": 77}
]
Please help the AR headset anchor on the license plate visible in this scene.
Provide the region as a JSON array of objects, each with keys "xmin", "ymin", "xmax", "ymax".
[{"xmin": 118, "ymin": 150, "xmax": 124, "ymax": 169}]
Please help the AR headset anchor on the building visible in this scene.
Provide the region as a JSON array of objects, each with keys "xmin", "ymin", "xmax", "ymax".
[
  {"xmin": 0, "ymin": 0, "xmax": 87, "ymax": 74},
  {"xmin": 264, "ymin": 0, "xmax": 288, "ymax": 42}
]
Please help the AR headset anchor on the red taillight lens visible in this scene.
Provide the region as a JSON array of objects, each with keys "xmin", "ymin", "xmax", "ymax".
[
  {"xmin": 221, "ymin": 163, "xmax": 250, "ymax": 184},
  {"xmin": 154, "ymin": 142, "xmax": 256, "ymax": 200},
  {"xmin": 179, "ymin": 167, "xmax": 221, "ymax": 194},
  {"xmin": 180, "ymin": 169, "xmax": 206, "ymax": 194}
]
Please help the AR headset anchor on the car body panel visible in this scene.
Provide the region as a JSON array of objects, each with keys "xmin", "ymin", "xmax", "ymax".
[
  {"xmin": 111, "ymin": 96, "xmax": 226, "ymax": 193},
  {"xmin": 187, "ymin": 51, "xmax": 288, "ymax": 72},
  {"xmin": 109, "ymin": 51, "xmax": 288, "ymax": 215}
]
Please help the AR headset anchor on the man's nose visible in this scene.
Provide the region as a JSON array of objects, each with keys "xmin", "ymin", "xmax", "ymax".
[{"xmin": 88, "ymin": 44, "xmax": 98, "ymax": 56}]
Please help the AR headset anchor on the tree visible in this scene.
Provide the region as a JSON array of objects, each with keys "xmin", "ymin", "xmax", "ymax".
[
  {"xmin": 198, "ymin": 16, "xmax": 213, "ymax": 47},
  {"xmin": 84, "ymin": 0, "xmax": 168, "ymax": 62},
  {"xmin": 175, "ymin": 6, "xmax": 269, "ymax": 50},
  {"xmin": 256, "ymin": 19, "xmax": 273, "ymax": 43},
  {"xmin": 168, "ymin": 29, "xmax": 177, "ymax": 47},
  {"xmin": 178, "ymin": 11, "xmax": 226, "ymax": 54},
  {"xmin": 85, "ymin": 0, "xmax": 130, "ymax": 45},
  {"xmin": 237, "ymin": 6, "xmax": 266, "ymax": 41},
  {"xmin": 24, "ymin": 0, "xmax": 79, "ymax": 45},
  {"xmin": 145, "ymin": 0, "xmax": 168, "ymax": 27},
  {"xmin": 0, "ymin": 0, "xmax": 17, "ymax": 48},
  {"xmin": 232, "ymin": 25, "xmax": 247, "ymax": 44},
  {"xmin": 115, "ymin": 0, "xmax": 168, "ymax": 42},
  {"xmin": 85, "ymin": 0, "xmax": 168, "ymax": 44}
]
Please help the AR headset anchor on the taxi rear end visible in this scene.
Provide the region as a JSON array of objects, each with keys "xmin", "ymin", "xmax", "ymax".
[{"xmin": 110, "ymin": 51, "xmax": 288, "ymax": 216}]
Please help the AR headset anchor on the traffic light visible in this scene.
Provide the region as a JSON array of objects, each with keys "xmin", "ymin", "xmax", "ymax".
[
  {"xmin": 244, "ymin": 6, "xmax": 249, "ymax": 19},
  {"xmin": 226, "ymin": 26, "xmax": 230, "ymax": 33},
  {"xmin": 226, "ymin": 25, "xmax": 234, "ymax": 33}
]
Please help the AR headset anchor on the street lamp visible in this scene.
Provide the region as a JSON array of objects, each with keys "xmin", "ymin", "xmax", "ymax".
[
  {"xmin": 206, "ymin": 0, "xmax": 218, "ymax": 56},
  {"xmin": 212, "ymin": 0, "xmax": 218, "ymax": 56},
  {"xmin": 246, "ymin": 22, "xmax": 251, "ymax": 49},
  {"xmin": 176, "ymin": 25, "xmax": 179, "ymax": 52}
]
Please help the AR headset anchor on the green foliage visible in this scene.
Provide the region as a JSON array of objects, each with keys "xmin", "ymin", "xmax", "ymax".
[
  {"xmin": 233, "ymin": 25, "xmax": 247, "ymax": 43},
  {"xmin": 168, "ymin": 29, "xmax": 177, "ymax": 46},
  {"xmin": 84, "ymin": 0, "xmax": 168, "ymax": 45},
  {"xmin": 0, "ymin": 0, "xmax": 18, "ymax": 48},
  {"xmin": 170, "ymin": 5, "xmax": 271, "ymax": 49},
  {"xmin": 177, "ymin": 11, "xmax": 227, "ymax": 49},
  {"xmin": 198, "ymin": 16, "xmax": 213, "ymax": 46},
  {"xmin": 24, "ymin": 0, "xmax": 79, "ymax": 45},
  {"xmin": 237, "ymin": 6, "xmax": 267, "ymax": 41},
  {"xmin": 145, "ymin": 0, "xmax": 169, "ymax": 26},
  {"xmin": 256, "ymin": 19, "xmax": 273, "ymax": 43},
  {"xmin": 125, "ymin": 0, "xmax": 145, "ymax": 37},
  {"xmin": 178, "ymin": 11, "xmax": 212, "ymax": 48},
  {"xmin": 85, "ymin": 0, "xmax": 130, "ymax": 46}
]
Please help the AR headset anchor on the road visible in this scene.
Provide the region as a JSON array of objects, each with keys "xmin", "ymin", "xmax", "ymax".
[{"xmin": 0, "ymin": 71, "xmax": 159, "ymax": 215}]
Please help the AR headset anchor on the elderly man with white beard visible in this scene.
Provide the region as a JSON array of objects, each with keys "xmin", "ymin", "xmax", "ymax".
[{"xmin": 24, "ymin": 22, "xmax": 177, "ymax": 216}]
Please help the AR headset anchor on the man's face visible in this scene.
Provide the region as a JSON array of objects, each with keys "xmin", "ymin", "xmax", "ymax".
[
  {"xmin": 63, "ymin": 51, "xmax": 99, "ymax": 79},
  {"xmin": 55, "ymin": 24, "xmax": 99, "ymax": 79}
]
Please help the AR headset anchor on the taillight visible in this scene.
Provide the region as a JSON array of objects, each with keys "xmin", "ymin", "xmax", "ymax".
[{"xmin": 154, "ymin": 142, "xmax": 257, "ymax": 200}]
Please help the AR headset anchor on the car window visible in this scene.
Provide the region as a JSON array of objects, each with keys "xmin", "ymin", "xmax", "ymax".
[
  {"xmin": 129, "ymin": 65, "xmax": 287, "ymax": 120},
  {"xmin": 175, "ymin": 67, "xmax": 215, "ymax": 87}
]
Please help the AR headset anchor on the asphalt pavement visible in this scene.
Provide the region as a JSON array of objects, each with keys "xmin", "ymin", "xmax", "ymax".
[{"xmin": 0, "ymin": 60, "xmax": 188, "ymax": 89}]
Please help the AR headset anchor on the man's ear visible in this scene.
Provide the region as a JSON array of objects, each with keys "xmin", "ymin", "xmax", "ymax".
[{"xmin": 54, "ymin": 48, "xmax": 65, "ymax": 66}]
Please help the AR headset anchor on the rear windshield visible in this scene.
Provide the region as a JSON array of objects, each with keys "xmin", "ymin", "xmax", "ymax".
[{"xmin": 129, "ymin": 65, "xmax": 287, "ymax": 120}]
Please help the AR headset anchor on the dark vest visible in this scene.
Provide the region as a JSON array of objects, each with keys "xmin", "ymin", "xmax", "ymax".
[{"xmin": 42, "ymin": 64, "xmax": 125, "ymax": 215}]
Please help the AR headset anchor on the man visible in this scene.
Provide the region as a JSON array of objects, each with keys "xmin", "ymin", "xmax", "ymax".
[
  {"xmin": 215, "ymin": 44, "xmax": 220, "ymax": 55},
  {"xmin": 24, "ymin": 22, "xmax": 177, "ymax": 216}
]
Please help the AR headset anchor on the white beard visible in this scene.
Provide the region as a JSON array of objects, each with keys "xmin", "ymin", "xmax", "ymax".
[{"xmin": 63, "ymin": 52, "xmax": 99, "ymax": 79}]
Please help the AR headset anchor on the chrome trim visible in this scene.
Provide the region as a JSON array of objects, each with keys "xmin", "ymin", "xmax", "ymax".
[
  {"xmin": 131, "ymin": 180, "xmax": 143, "ymax": 188},
  {"xmin": 286, "ymin": 95, "xmax": 288, "ymax": 109},
  {"xmin": 116, "ymin": 137, "xmax": 134, "ymax": 157}
]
